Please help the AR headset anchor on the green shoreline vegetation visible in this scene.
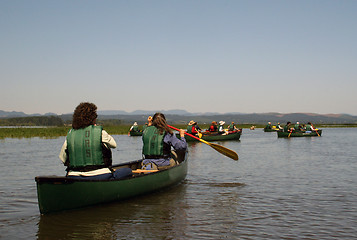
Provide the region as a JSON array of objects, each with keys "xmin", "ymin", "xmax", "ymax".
[
  {"xmin": 1, "ymin": 115, "xmax": 356, "ymax": 139},
  {"xmin": 1, "ymin": 123, "xmax": 356, "ymax": 139}
]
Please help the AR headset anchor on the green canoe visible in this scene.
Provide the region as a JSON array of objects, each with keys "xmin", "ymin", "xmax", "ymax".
[
  {"xmin": 35, "ymin": 151, "xmax": 188, "ymax": 214},
  {"xmin": 179, "ymin": 129, "xmax": 242, "ymax": 142},
  {"xmin": 263, "ymin": 128, "xmax": 281, "ymax": 132},
  {"xmin": 277, "ymin": 130, "xmax": 322, "ymax": 137},
  {"xmin": 129, "ymin": 131, "xmax": 143, "ymax": 136}
]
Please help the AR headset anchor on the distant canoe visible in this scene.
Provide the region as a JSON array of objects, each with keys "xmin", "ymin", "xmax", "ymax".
[
  {"xmin": 277, "ymin": 130, "xmax": 322, "ymax": 137},
  {"xmin": 35, "ymin": 150, "xmax": 188, "ymax": 214},
  {"xmin": 179, "ymin": 129, "xmax": 242, "ymax": 142},
  {"xmin": 263, "ymin": 128, "xmax": 281, "ymax": 132},
  {"xmin": 129, "ymin": 131, "xmax": 143, "ymax": 136}
]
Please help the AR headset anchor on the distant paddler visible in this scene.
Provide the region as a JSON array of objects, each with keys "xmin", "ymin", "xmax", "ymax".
[
  {"xmin": 187, "ymin": 120, "xmax": 202, "ymax": 138},
  {"xmin": 305, "ymin": 122, "xmax": 320, "ymax": 136},
  {"xmin": 294, "ymin": 122, "xmax": 303, "ymax": 132},
  {"xmin": 284, "ymin": 121, "xmax": 293, "ymax": 137},
  {"xmin": 264, "ymin": 122, "xmax": 272, "ymax": 130},
  {"xmin": 218, "ymin": 121, "xmax": 228, "ymax": 135},
  {"xmin": 129, "ymin": 122, "xmax": 139, "ymax": 132},
  {"xmin": 228, "ymin": 121, "xmax": 239, "ymax": 131}
]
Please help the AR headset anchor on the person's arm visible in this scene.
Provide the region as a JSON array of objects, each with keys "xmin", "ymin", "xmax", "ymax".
[
  {"xmin": 102, "ymin": 130, "xmax": 117, "ymax": 148},
  {"xmin": 164, "ymin": 132, "xmax": 187, "ymax": 150},
  {"xmin": 59, "ymin": 139, "xmax": 68, "ymax": 164}
]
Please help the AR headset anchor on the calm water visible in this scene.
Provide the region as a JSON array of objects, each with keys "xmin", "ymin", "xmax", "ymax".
[{"xmin": 0, "ymin": 128, "xmax": 356, "ymax": 239}]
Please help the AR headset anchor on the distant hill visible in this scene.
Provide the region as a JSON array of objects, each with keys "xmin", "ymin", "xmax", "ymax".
[
  {"xmin": 1, "ymin": 109, "xmax": 357, "ymax": 125},
  {"xmin": 0, "ymin": 110, "xmax": 28, "ymax": 118}
]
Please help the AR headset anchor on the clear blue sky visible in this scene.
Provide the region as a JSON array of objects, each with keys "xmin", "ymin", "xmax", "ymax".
[{"xmin": 1, "ymin": 0, "xmax": 356, "ymax": 115}]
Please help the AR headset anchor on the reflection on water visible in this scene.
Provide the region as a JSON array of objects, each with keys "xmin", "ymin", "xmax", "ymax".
[
  {"xmin": 0, "ymin": 129, "xmax": 357, "ymax": 239},
  {"xmin": 37, "ymin": 184, "xmax": 189, "ymax": 239}
]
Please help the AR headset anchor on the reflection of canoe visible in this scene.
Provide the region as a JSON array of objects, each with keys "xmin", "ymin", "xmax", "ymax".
[
  {"xmin": 35, "ymin": 150, "xmax": 188, "ymax": 214},
  {"xmin": 129, "ymin": 131, "xmax": 142, "ymax": 136},
  {"xmin": 277, "ymin": 130, "xmax": 322, "ymax": 137},
  {"xmin": 178, "ymin": 129, "xmax": 242, "ymax": 142}
]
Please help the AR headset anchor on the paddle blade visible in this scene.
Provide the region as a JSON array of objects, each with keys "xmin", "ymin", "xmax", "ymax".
[{"xmin": 208, "ymin": 142, "xmax": 239, "ymax": 160}]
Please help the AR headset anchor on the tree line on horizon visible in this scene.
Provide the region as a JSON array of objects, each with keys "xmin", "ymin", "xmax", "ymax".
[{"xmin": 1, "ymin": 113, "xmax": 357, "ymax": 127}]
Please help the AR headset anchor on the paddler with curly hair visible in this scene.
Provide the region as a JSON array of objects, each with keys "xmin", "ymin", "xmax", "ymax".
[
  {"xmin": 141, "ymin": 112, "xmax": 187, "ymax": 170},
  {"xmin": 59, "ymin": 102, "xmax": 131, "ymax": 179}
]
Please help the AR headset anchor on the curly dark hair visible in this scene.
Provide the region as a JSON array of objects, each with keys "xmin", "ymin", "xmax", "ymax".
[
  {"xmin": 72, "ymin": 102, "xmax": 98, "ymax": 129},
  {"xmin": 152, "ymin": 112, "xmax": 173, "ymax": 135}
]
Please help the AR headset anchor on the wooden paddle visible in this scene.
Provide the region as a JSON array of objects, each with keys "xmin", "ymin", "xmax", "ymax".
[
  {"xmin": 288, "ymin": 131, "xmax": 292, "ymax": 138},
  {"xmin": 168, "ymin": 125, "xmax": 238, "ymax": 160},
  {"xmin": 315, "ymin": 129, "xmax": 320, "ymax": 137}
]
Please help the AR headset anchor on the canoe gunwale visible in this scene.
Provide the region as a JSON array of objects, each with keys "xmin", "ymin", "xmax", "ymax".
[
  {"xmin": 35, "ymin": 150, "xmax": 188, "ymax": 214},
  {"xmin": 35, "ymin": 159, "xmax": 143, "ymax": 183},
  {"xmin": 35, "ymin": 153, "xmax": 187, "ymax": 183}
]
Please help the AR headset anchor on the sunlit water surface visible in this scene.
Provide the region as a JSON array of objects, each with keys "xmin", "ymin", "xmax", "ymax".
[{"xmin": 0, "ymin": 128, "xmax": 356, "ymax": 239}]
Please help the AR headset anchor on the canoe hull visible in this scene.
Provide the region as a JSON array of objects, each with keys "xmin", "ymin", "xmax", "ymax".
[
  {"xmin": 129, "ymin": 131, "xmax": 143, "ymax": 136},
  {"xmin": 35, "ymin": 152, "xmax": 188, "ymax": 214},
  {"xmin": 277, "ymin": 130, "xmax": 322, "ymax": 137},
  {"xmin": 180, "ymin": 130, "xmax": 242, "ymax": 142},
  {"xmin": 263, "ymin": 128, "xmax": 281, "ymax": 132}
]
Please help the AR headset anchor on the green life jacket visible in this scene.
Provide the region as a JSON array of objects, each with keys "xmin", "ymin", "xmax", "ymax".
[
  {"xmin": 305, "ymin": 124, "xmax": 312, "ymax": 131},
  {"xmin": 142, "ymin": 126, "xmax": 165, "ymax": 157},
  {"xmin": 284, "ymin": 125, "xmax": 290, "ymax": 132},
  {"xmin": 187, "ymin": 125, "xmax": 193, "ymax": 134},
  {"xmin": 132, "ymin": 125, "xmax": 139, "ymax": 131},
  {"xmin": 294, "ymin": 124, "xmax": 300, "ymax": 130},
  {"xmin": 66, "ymin": 125, "xmax": 105, "ymax": 170},
  {"xmin": 228, "ymin": 124, "xmax": 234, "ymax": 131}
]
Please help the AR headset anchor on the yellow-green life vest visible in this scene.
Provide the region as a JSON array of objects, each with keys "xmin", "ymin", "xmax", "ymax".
[
  {"xmin": 66, "ymin": 125, "xmax": 104, "ymax": 169},
  {"xmin": 142, "ymin": 126, "xmax": 165, "ymax": 157},
  {"xmin": 187, "ymin": 125, "xmax": 193, "ymax": 134}
]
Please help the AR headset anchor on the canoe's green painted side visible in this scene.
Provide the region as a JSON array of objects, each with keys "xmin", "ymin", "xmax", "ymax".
[
  {"xmin": 129, "ymin": 131, "xmax": 143, "ymax": 136},
  {"xmin": 181, "ymin": 130, "xmax": 242, "ymax": 142},
  {"xmin": 277, "ymin": 130, "xmax": 322, "ymax": 137},
  {"xmin": 36, "ymin": 155, "xmax": 188, "ymax": 214}
]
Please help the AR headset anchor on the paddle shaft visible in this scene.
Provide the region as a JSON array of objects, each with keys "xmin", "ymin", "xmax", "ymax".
[
  {"xmin": 315, "ymin": 129, "xmax": 320, "ymax": 136},
  {"xmin": 167, "ymin": 125, "xmax": 238, "ymax": 160}
]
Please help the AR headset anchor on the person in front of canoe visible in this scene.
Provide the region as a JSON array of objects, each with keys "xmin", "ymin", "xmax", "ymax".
[
  {"xmin": 264, "ymin": 122, "xmax": 272, "ymax": 130},
  {"xmin": 129, "ymin": 122, "xmax": 140, "ymax": 132},
  {"xmin": 305, "ymin": 122, "xmax": 316, "ymax": 133},
  {"xmin": 294, "ymin": 121, "xmax": 303, "ymax": 132},
  {"xmin": 142, "ymin": 112, "xmax": 187, "ymax": 170},
  {"xmin": 59, "ymin": 102, "xmax": 132, "ymax": 180},
  {"xmin": 194, "ymin": 121, "xmax": 202, "ymax": 132},
  {"xmin": 284, "ymin": 121, "xmax": 292, "ymax": 132},
  {"xmin": 187, "ymin": 120, "xmax": 200, "ymax": 136},
  {"xmin": 208, "ymin": 121, "xmax": 218, "ymax": 133},
  {"xmin": 218, "ymin": 121, "xmax": 227, "ymax": 135},
  {"xmin": 228, "ymin": 121, "xmax": 239, "ymax": 132},
  {"xmin": 276, "ymin": 122, "xmax": 283, "ymax": 131}
]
